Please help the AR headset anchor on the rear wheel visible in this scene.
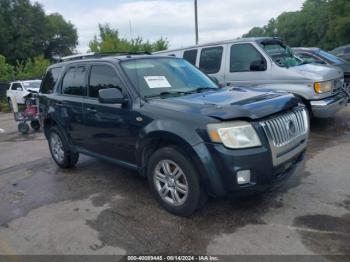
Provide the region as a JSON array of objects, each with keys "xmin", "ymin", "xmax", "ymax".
[
  {"xmin": 18, "ymin": 122, "xmax": 29, "ymax": 134},
  {"xmin": 147, "ymin": 146, "xmax": 205, "ymax": 216},
  {"xmin": 48, "ymin": 126, "xmax": 79, "ymax": 168}
]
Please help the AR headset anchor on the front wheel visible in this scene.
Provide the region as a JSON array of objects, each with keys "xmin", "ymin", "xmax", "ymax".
[
  {"xmin": 48, "ymin": 127, "xmax": 79, "ymax": 168},
  {"xmin": 30, "ymin": 120, "xmax": 40, "ymax": 131},
  {"xmin": 147, "ymin": 146, "xmax": 205, "ymax": 217}
]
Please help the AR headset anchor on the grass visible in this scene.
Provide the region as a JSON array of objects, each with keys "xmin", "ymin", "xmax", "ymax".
[{"xmin": 0, "ymin": 98, "xmax": 11, "ymax": 113}]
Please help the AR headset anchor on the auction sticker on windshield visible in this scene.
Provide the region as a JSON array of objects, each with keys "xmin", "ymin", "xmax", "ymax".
[{"xmin": 144, "ymin": 76, "xmax": 171, "ymax": 89}]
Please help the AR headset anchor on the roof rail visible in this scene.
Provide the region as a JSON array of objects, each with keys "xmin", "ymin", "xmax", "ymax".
[{"xmin": 58, "ymin": 51, "xmax": 152, "ymax": 62}]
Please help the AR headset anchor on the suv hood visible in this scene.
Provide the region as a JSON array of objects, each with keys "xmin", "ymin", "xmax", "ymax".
[
  {"xmin": 289, "ymin": 63, "xmax": 343, "ymax": 81},
  {"xmin": 148, "ymin": 87, "xmax": 299, "ymax": 120}
]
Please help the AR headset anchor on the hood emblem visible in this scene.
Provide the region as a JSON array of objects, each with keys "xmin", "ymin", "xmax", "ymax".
[{"xmin": 287, "ymin": 120, "xmax": 296, "ymax": 137}]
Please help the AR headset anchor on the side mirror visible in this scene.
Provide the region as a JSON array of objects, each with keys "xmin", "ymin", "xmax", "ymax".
[
  {"xmin": 17, "ymin": 87, "xmax": 23, "ymax": 91},
  {"xmin": 250, "ymin": 60, "xmax": 267, "ymax": 71},
  {"xmin": 98, "ymin": 88, "xmax": 128, "ymax": 104},
  {"xmin": 209, "ymin": 76, "xmax": 220, "ymax": 85}
]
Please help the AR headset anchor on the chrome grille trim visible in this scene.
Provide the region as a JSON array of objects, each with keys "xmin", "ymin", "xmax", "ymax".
[
  {"xmin": 260, "ymin": 107, "xmax": 309, "ymax": 167},
  {"xmin": 260, "ymin": 108, "xmax": 309, "ymax": 147}
]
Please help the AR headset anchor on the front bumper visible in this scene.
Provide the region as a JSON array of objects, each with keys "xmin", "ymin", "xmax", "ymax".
[
  {"xmin": 310, "ymin": 92, "xmax": 347, "ymax": 118},
  {"xmin": 193, "ymin": 142, "xmax": 305, "ymax": 197}
]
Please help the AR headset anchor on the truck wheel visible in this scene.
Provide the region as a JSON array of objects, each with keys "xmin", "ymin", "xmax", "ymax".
[
  {"xmin": 147, "ymin": 146, "xmax": 204, "ymax": 217},
  {"xmin": 30, "ymin": 120, "xmax": 40, "ymax": 131},
  {"xmin": 18, "ymin": 122, "xmax": 29, "ymax": 134},
  {"xmin": 48, "ymin": 126, "xmax": 79, "ymax": 168}
]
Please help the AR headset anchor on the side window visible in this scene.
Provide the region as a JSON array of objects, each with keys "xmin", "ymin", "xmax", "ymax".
[
  {"xmin": 199, "ymin": 46, "xmax": 223, "ymax": 74},
  {"xmin": 62, "ymin": 66, "xmax": 87, "ymax": 96},
  {"xmin": 345, "ymin": 47, "xmax": 350, "ymax": 54},
  {"xmin": 12, "ymin": 83, "xmax": 22, "ymax": 91},
  {"xmin": 230, "ymin": 44, "xmax": 266, "ymax": 72},
  {"xmin": 40, "ymin": 67, "xmax": 62, "ymax": 94},
  {"xmin": 89, "ymin": 65, "xmax": 121, "ymax": 98},
  {"xmin": 183, "ymin": 49, "xmax": 198, "ymax": 66}
]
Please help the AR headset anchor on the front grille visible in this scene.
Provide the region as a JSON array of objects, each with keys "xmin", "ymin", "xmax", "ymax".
[{"xmin": 260, "ymin": 108, "xmax": 309, "ymax": 147}]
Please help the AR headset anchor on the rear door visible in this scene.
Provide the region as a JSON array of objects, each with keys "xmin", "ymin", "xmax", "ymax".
[
  {"xmin": 56, "ymin": 64, "xmax": 87, "ymax": 146},
  {"xmin": 225, "ymin": 43, "xmax": 271, "ymax": 87},
  {"xmin": 81, "ymin": 62, "xmax": 138, "ymax": 164}
]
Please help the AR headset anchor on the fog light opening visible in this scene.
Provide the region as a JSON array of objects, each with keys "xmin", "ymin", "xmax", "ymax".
[{"xmin": 237, "ymin": 170, "xmax": 251, "ymax": 185}]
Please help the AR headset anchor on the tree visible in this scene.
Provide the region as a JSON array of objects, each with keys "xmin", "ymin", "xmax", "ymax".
[
  {"xmin": 89, "ymin": 24, "xmax": 169, "ymax": 53},
  {"xmin": 0, "ymin": 0, "xmax": 78, "ymax": 64},
  {"xmin": 43, "ymin": 13, "xmax": 78, "ymax": 58},
  {"xmin": 0, "ymin": 55, "xmax": 14, "ymax": 81},
  {"xmin": 15, "ymin": 56, "xmax": 51, "ymax": 80},
  {"xmin": 243, "ymin": 0, "xmax": 350, "ymax": 50}
]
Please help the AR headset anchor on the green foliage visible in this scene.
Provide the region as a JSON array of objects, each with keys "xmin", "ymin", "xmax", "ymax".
[
  {"xmin": 0, "ymin": 0, "xmax": 78, "ymax": 64},
  {"xmin": 89, "ymin": 24, "xmax": 169, "ymax": 53},
  {"xmin": 0, "ymin": 55, "xmax": 14, "ymax": 81},
  {"xmin": 243, "ymin": 0, "xmax": 350, "ymax": 50},
  {"xmin": 15, "ymin": 56, "xmax": 51, "ymax": 80},
  {"xmin": 0, "ymin": 98, "xmax": 11, "ymax": 113}
]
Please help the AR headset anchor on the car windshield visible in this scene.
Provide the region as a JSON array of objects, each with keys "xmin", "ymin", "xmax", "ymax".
[
  {"xmin": 23, "ymin": 81, "xmax": 41, "ymax": 90},
  {"xmin": 121, "ymin": 58, "xmax": 218, "ymax": 98},
  {"xmin": 318, "ymin": 50, "xmax": 345, "ymax": 64},
  {"xmin": 262, "ymin": 43, "xmax": 303, "ymax": 68}
]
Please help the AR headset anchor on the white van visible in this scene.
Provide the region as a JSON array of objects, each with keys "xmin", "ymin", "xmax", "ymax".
[{"xmin": 155, "ymin": 37, "xmax": 347, "ymax": 118}]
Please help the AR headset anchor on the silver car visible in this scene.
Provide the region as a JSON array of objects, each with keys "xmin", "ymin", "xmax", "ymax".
[{"xmin": 156, "ymin": 37, "xmax": 347, "ymax": 118}]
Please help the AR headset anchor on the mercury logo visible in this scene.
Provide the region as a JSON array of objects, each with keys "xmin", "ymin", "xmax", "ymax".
[{"xmin": 287, "ymin": 120, "xmax": 296, "ymax": 137}]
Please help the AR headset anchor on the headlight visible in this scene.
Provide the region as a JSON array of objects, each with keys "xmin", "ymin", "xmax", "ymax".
[
  {"xmin": 207, "ymin": 121, "xmax": 261, "ymax": 149},
  {"xmin": 314, "ymin": 81, "xmax": 332, "ymax": 93}
]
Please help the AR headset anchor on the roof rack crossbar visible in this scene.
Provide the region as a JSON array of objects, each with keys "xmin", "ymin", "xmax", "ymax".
[{"xmin": 58, "ymin": 51, "xmax": 151, "ymax": 62}]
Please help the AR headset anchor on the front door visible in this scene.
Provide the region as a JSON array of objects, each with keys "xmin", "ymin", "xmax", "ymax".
[
  {"xmin": 81, "ymin": 63, "xmax": 139, "ymax": 165},
  {"xmin": 225, "ymin": 43, "xmax": 271, "ymax": 87}
]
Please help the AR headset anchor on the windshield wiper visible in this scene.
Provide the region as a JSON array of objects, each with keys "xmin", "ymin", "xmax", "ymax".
[
  {"xmin": 186, "ymin": 87, "xmax": 218, "ymax": 94},
  {"xmin": 145, "ymin": 91, "xmax": 186, "ymax": 99}
]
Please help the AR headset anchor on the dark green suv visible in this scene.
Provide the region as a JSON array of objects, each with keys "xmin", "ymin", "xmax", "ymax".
[{"xmin": 39, "ymin": 53, "xmax": 309, "ymax": 216}]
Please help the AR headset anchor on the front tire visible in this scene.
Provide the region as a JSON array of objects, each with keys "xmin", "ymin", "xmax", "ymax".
[
  {"xmin": 147, "ymin": 146, "xmax": 204, "ymax": 217},
  {"xmin": 48, "ymin": 126, "xmax": 79, "ymax": 168}
]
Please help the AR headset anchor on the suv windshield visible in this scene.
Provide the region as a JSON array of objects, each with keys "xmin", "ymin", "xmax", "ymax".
[
  {"xmin": 262, "ymin": 42, "xmax": 303, "ymax": 68},
  {"xmin": 121, "ymin": 58, "xmax": 218, "ymax": 98}
]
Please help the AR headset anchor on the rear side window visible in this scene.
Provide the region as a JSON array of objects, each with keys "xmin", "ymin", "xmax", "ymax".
[
  {"xmin": 230, "ymin": 44, "xmax": 266, "ymax": 72},
  {"xmin": 62, "ymin": 66, "xmax": 87, "ymax": 96},
  {"xmin": 89, "ymin": 65, "xmax": 121, "ymax": 98},
  {"xmin": 183, "ymin": 49, "xmax": 198, "ymax": 66},
  {"xmin": 345, "ymin": 47, "xmax": 350, "ymax": 53},
  {"xmin": 40, "ymin": 67, "xmax": 62, "ymax": 94},
  {"xmin": 199, "ymin": 46, "xmax": 223, "ymax": 74}
]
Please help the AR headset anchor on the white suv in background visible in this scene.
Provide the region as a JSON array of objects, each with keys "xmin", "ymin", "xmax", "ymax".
[{"xmin": 6, "ymin": 80, "xmax": 41, "ymax": 104}]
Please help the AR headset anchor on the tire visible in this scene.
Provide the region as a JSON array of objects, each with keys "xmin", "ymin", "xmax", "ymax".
[
  {"xmin": 30, "ymin": 120, "xmax": 40, "ymax": 131},
  {"xmin": 147, "ymin": 146, "xmax": 204, "ymax": 217},
  {"xmin": 18, "ymin": 122, "xmax": 29, "ymax": 134},
  {"xmin": 48, "ymin": 126, "xmax": 79, "ymax": 168}
]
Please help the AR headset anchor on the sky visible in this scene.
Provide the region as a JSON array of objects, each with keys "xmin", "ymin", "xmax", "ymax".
[{"xmin": 33, "ymin": 0, "xmax": 305, "ymax": 53}]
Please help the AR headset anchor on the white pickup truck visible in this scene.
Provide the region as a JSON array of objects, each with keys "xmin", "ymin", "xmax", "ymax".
[{"xmin": 6, "ymin": 80, "xmax": 41, "ymax": 104}]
